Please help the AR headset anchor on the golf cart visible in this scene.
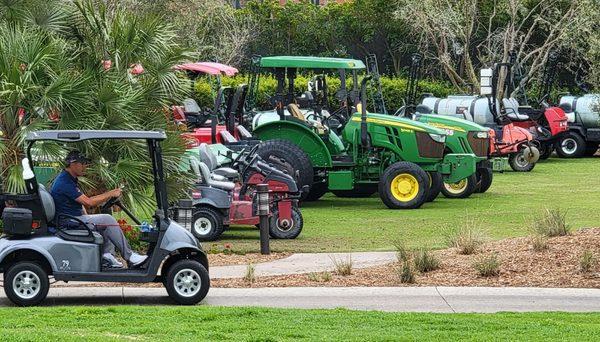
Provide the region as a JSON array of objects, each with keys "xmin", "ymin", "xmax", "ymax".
[
  {"xmin": 173, "ymin": 143, "xmax": 303, "ymax": 241},
  {"xmin": 0, "ymin": 130, "xmax": 209, "ymax": 306}
]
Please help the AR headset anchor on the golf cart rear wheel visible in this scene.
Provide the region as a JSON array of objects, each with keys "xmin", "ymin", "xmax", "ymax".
[
  {"xmin": 475, "ymin": 167, "xmax": 493, "ymax": 193},
  {"xmin": 555, "ymin": 132, "xmax": 586, "ymax": 158},
  {"xmin": 379, "ymin": 162, "xmax": 429, "ymax": 209},
  {"xmin": 255, "ymin": 139, "xmax": 313, "ymax": 200},
  {"xmin": 165, "ymin": 259, "xmax": 210, "ymax": 305},
  {"xmin": 304, "ymin": 181, "xmax": 328, "ymax": 201},
  {"xmin": 191, "ymin": 207, "xmax": 224, "ymax": 241},
  {"xmin": 441, "ymin": 173, "xmax": 477, "ymax": 199},
  {"xmin": 331, "ymin": 184, "xmax": 378, "ymax": 198},
  {"xmin": 269, "ymin": 206, "xmax": 303, "ymax": 239},
  {"xmin": 426, "ymin": 171, "xmax": 442, "ymax": 202},
  {"xmin": 4, "ymin": 262, "xmax": 49, "ymax": 307}
]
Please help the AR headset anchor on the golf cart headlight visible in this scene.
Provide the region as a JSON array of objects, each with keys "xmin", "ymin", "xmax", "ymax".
[
  {"xmin": 476, "ymin": 131, "xmax": 488, "ymax": 139},
  {"xmin": 429, "ymin": 133, "xmax": 446, "ymax": 143}
]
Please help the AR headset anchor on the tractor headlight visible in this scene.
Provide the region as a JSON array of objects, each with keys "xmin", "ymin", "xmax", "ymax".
[
  {"xmin": 428, "ymin": 133, "xmax": 446, "ymax": 143},
  {"xmin": 476, "ymin": 131, "xmax": 488, "ymax": 139}
]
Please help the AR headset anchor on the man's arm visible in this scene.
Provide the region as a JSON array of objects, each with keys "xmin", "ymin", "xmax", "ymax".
[{"xmin": 76, "ymin": 188, "xmax": 121, "ymax": 208}]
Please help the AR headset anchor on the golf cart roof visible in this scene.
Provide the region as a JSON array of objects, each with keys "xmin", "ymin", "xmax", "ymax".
[
  {"xmin": 26, "ymin": 130, "xmax": 167, "ymax": 142},
  {"xmin": 173, "ymin": 62, "xmax": 239, "ymax": 76},
  {"xmin": 260, "ymin": 56, "xmax": 366, "ymax": 70}
]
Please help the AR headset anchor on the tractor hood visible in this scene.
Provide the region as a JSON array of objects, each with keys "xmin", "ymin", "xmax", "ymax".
[
  {"xmin": 350, "ymin": 113, "xmax": 447, "ymax": 136},
  {"xmin": 416, "ymin": 114, "xmax": 489, "ymax": 133}
]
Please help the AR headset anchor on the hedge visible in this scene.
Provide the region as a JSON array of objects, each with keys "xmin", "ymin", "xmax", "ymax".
[{"xmin": 193, "ymin": 74, "xmax": 455, "ymax": 113}]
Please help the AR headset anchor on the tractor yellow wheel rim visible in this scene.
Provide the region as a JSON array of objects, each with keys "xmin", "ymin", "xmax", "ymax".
[
  {"xmin": 390, "ymin": 173, "xmax": 419, "ymax": 202},
  {"xmin": 443, "ymin": 179, "xmax": 467, "ymax": 194}
]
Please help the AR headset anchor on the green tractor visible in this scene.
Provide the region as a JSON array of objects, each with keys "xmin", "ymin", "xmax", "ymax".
[
  {"xmin": 365, "ymin": 53, "xmax": 494, "ymax": 198},
  {"xmin": 243, "ymin": 56, "xmax": 477, "ymax": 209}
]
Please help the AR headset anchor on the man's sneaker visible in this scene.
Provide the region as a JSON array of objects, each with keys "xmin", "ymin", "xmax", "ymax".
[
  {"xmin": 102, "ymin": 253, "xmax": 123, "ymax": 268},
  {"xmin": 129, "ymin": 252, "xmax": 148, "ymax": 267}
]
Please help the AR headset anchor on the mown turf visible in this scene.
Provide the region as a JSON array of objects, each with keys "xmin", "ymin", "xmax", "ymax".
[
  {"xmin": 0, "ymin": 306, "xmax": 599, "ymax": 341},
  {"xmin": 210, "ymin": 157, "xmax": 600, "ymax": 253}
]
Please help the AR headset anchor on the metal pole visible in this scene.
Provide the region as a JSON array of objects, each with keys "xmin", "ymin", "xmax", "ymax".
[{"xmin": 256, "ymin": 184, "xmax": 270, "ymax": 255}]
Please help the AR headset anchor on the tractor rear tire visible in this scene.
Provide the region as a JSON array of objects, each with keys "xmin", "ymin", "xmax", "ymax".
[
  {"xmin": 474, "ymin": 167, "xmax": 493, "ymax": 193},
  {"xmin": 584, "ymin": 143, "xmax": 599, "ymax": 157},
  {"xmin": 441, "ymin": 173, "xmax": 477, "ymax": 199},
  {"xmin": 538, "ymin": 142, "xmax": 554, "ymax": 160},
  {"xmin": 191, "ymin": 207, "xmax": 224, "ymax": 241},
  {"xmin": 269, "ymin": 206, "xmax": 303, "ymax": 239},
  {"xmin": 304, "ymin": 181, "xmax": 328, "ymax": 201},
  {"xmin": 331, "ymin": 184, "xmax": 378, "ymax": 198},
  {"xmin": 255, "ymin": 139, "xmax": 313, "ymax": 200},
  {"xmin": 378, "ymin": 162, "xmax": 429, "ymax": 209},
  {"xmin": 555, "ymin": 132, "xmax": 586, "ymax": 158},
  {"xmin": 426, "ymin": 171, "xmax": 442, "ymax": 202}
]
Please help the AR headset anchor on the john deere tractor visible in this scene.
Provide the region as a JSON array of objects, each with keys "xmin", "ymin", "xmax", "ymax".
[{"xmin": 243, "ymin": 56, "xmax": 477, "ymax": 209}]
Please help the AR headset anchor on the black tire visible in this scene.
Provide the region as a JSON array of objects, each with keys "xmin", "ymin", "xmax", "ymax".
[
  {"xmin": 269, "ymin": 206, "xmax": 303, "ymax": 239},
  {"xmin": 508, "ymin": 148, "xmax": 537, "ymax": 172},
  {"xmin": 426, "ymin": 171, "xmax": 442, "ymax": 202},
  {"xmin": 441, "ymin": 173, "xmax": 477, "ymax": 199},
  {"xmin": 555, "ymin": 132, "xmax": 586, "ymax": 158},
  {"xmin": 538, "ymin": 142, "xmax": 553, "ymax": 160},
  {"xmin": 378, "ymin": 162, "xmax": 429, "ymax": 209},
  {"xmin": 4, "ymin": 262, "xmax": 49, "ymax": 307},
  {"xmin": 255, "ymin": 139, "xmax": 313, "ymax": 200},
  {"xmin": 191, "ymin": 207, "xmax": 224, "ymax": 241},
  {"xmin": 304, "ymin": 181, "xmax": 328, "ymax": 201},
  {"xmin": 584, "ymin": 143, "xmax": 599, "ymax": 157},
  {"xmin": 165, "ymin": 259, "xmax": 210, "ymax": 305},
  {"xmin": 474, "ymin": 167, "xmax": 493, "ymax": 193},
  {"xmin": 331, "ymin": 184, "xmax": 378, "ymax": 198}
]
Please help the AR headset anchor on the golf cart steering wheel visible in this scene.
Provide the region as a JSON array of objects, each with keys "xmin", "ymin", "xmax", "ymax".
[{"xmin": 100, "ymin": 196, "xmax": 121, "ymax": 212}]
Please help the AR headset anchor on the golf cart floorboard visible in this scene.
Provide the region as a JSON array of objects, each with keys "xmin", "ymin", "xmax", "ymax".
[{"xmin": 54, "ymin": 269, "xmax": 157, "ymax": 283}]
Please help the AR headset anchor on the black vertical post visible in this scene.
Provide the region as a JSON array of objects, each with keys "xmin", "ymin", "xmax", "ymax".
[{"xmin": 256, "ymin": 184, "xmax": 270, "ymax": 255}]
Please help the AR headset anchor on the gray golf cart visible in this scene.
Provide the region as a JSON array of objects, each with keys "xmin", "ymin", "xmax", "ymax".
[{"xmin": 0, "ymin": 130, "xmax": 209, "ymax": 306}]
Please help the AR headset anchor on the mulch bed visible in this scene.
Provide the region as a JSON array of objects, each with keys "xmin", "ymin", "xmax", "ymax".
[{"xmin": 212, "ymin": 228, "xmax": 600, "ymax": 288}]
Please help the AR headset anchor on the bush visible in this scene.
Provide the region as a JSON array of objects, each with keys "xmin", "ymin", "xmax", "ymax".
[
  {"xmin": 445, "ymin": 222, "xmax": 487, "ymax": 255},
  {"xmin": 530, "ymin": 234, "xmax": 549, "ymax": 252},
  {"xmin": 308, "ymin": 271, "xmax": 332, "ymax": 282},
  {"xmin": 331, "ymin": 255, "xmax": 353, "ymax": 276},
  {"xmin": 580, "ymin": 249, "xmax": 597, "ymax": 273},
  {"xmin": 393, "ymin": 241, "xmax": 411, "ymax": 263},
  {"xmin": 244, "ymin": 264, "xmax": 256, "ymax": 284},
  {"xmin": 398, "ymin": 261, "xmax": 416, "ymax": 284},
  {"xmin": 473, "ymin": 254, "xmax": 501, "ymax": 277},
  {"xmin": 413, "ymin": 248, "xmax": 441, "ymax": 273},
  {"xmin": 531, "ymin": 208, "xmax": 569, "ymax": 237}
]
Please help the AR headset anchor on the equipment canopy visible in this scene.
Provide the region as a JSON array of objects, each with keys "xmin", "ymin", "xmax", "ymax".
[
  {"xmin": 26, "ymin": 130, "xmax": 167, "ymax": 142},
  {"xmin": 260, "ymin": 56, "xmax": 366, "ymax": 70},
  {"xmin": 173, "ymin": 62, "xmax": 239, "ymax": 76}
]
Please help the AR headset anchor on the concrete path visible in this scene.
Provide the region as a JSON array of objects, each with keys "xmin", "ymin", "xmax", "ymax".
[
  {"xmin": 3, "ymin": 286, "xmax": 600, "ymax": 313},
  {"xmin": 211, "ymin": 252, "xmax": 397, "ymax": 279}
]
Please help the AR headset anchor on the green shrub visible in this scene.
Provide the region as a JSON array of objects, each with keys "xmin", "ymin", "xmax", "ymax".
[
  {"xmin": 530, "ymin": 234, "xmax": 549, "ymax": 252},
  {"xmin": 445, "ymin": 221, "xmax": 487, "ymax": 255},
  {"xmin": 473, "ymin": 254, "xmax": 501, "ymax": 277},
  {"xmin": 331, "ymin": 255, "xmax": 353, "ymax": 276},
  {"xmin": 413, "ymin": 248, "xmax": 441, "ymax": 273},
  {"xmin": 580, "ymin": 249, "xmax": 597, "ymax": 273},
  {"xmin": 393, "ymin": 241, "xmax": 411, "ymax": 263},
  {"xmin": 398, "ymin": 261, "xmax": 416, "ymax": 284},
  {"xmin": 531, "ymin": 208, "xmax": 569, "ymax": 237},
  {"xmin": 244, "ymin": 264, "xmax": 256, "ymax": 284}
]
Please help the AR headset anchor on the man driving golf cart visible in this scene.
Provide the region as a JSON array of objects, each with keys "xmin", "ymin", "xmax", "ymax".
[{"xmin": 50, "ymin": 151, "xmax": 147, "ymax": 268}]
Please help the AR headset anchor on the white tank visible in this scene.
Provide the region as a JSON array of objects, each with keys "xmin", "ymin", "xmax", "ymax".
[
  {"xmin": 559, "ymin": 94, "xmax": 600, "ymax": 128},
  {"xmin": 421, "ymin": 95, "xmax": 499, "ymax": 126}
]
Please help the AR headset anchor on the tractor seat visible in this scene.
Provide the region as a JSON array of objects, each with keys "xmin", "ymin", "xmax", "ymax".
[
  {"xmin": 287, "ymin": 103, "xmax": 326, "ymax": 135},
  {"xmin": 502, "ymin": 98, "xmax": 530, "ymax": 121},
  {"xmin": 38, "ymin": 184, "xmax": 103, "ymax": 244},
  {"xmin": 197, "ymin": 162, "xmax": 235, "ymax": 191},
  {"xmin": 183, "ymin": 98, "xmax": 202, "ymax": 115},
  {"xmin": 236, "ymin": 125, "xmax": 253, "ymax": 139},
  {"xmin": 198, "ymin": 143, "xmax": 239, "ymax": 179}
]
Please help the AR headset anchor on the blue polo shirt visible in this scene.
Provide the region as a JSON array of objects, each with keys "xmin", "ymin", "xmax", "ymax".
[{"xmin": 50, "ymin": 170, "xmax": 84, "ymax": 217}]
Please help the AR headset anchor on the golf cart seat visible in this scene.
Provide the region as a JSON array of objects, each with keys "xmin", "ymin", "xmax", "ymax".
[
  {"xmin": 38, "ymin": 185, "xmax": 103, "ymax": 244},
  {"xmin": 197, "ymin": 161, "xmax": 235, "ymax": 191},
  {"xmin": 198, "ymin": 143, "xmax": 239, "ymax": 179},
  {"xmin": 219, "ymin": 130, "xmax": 238, "ymax": 144}
]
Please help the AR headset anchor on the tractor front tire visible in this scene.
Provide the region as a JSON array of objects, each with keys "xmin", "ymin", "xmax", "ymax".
[
  {"xmin": 331, "ymin": 184, "xmax": 378, "ymax": 198},
  {"xmin": 304, "ymin": 181, "xmax": 328, "ymax": 202},
  {"xmin": 441, "ymin": 173, "xmax": 477, "ymax": 199},
  {"xmin": 191, "ymin": 207, "xmax": 224, "ymax": 241},
  {"xmin": 474, "ymin": 167, "xmax": 494, "ymax": 193},
  {"xmin": 269, "ymin": 206, "xmax": 303, "ymax": 239},
  {"xmin": 426, "ymin": 171, "xmax": 442, "ymax": 202},
  {"xmin": 378, "ymin": 162, "xmax": 429, "ymax": 209},
  {"xmin": 555, "ymin": 132, "xmax": 586, "ymax": 158},
  {"xmin": 255, "ymin": 139, "xmax": 313, "ymax": 200}
]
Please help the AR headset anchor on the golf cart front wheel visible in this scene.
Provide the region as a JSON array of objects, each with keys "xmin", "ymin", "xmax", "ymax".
[
  {"xmin": 4, "ymin": 262, "xmax": 49, "ymax": 307},
  {"xmin": 165, "ymin": 259, "xmax": 210, "ymax": 305},
  {"xmin": 379, "ymin": 162, "xmax": 429, "ymax": 209},
  {"xmin": 191, "ymin": 207, "xmax": 224, "ymax": 241},
  {"xmin": 269, "ymin": 206, "xmax": 303, "ymax": 239},
  {"xmin": 441, "ymin": 173, "xmax": 477, "ymax": 199}
]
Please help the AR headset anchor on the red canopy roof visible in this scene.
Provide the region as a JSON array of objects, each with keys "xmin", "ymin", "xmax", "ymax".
[{"xmin": 173, "ymin": 62, "xmax": 239, "ymax": 76}]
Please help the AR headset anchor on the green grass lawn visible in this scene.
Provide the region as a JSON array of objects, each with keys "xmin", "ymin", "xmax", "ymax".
[
  {"xmin": 0, "ymin": 306, "xmax": 599, "ymax": 341},
  {"xmin": 211, "ymin": 157, "xmax": 600, "ymax": 253}
]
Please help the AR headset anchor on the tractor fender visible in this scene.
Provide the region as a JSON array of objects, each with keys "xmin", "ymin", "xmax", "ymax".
[
  {"xmin": 192, "ymin": 198, "xmax": 229, "ymax": 210},
  {"xmin": 253, "ymin": 120, "xmax": 333, "ymax": 168},
  {"xmin": 193, "ymin": 187, "xmax": 230, "ymax": 209},
  {"xmin": 0, "ymin": 239, "xmax": 58, "ymax": 272}
]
